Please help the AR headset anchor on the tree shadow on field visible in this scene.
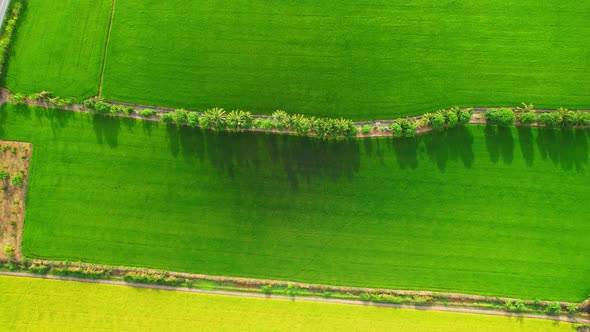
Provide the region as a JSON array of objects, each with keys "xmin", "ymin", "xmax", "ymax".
[
  {"xmin": 93, "ymin": 115, "xmax": 120, "ymax": 148},
  {"xmin": 517, "ymin": 127, "xmax": 534, "ymax": 167},
  {"xmin": 196, "ymin": 131, "xmax": 361, "ymax": 189},
  {"xmin": 32, "ymin": 106, "xmax": 75, "ymax": 136},
  {"xmin": 204, "ymin": 131, "xmax": 261, "ymax": 180},
  {"xmin": 142, "ymin": 120, "xmax": 154, "ymax": 137},
  {"xmin": 166, "ymin": 124, "xmax": 179, "ymax": 158},
  {"xmin": 536, "ymin": 128, "xmax": 588, "ymax": 172},
  {"xmin": 269, "ymin": 136, "xmax": 361, "ymax": 189},
  {"xmin": 391, "ymin": 136, "xmax": 419, "ymax": 170},
  {"xmin": 485, "ymin": 126, "xmax": 514, "ymax": 164},
  {"xmin": 178, "ymin": 126, "xmax": 206, "ymax": 165},
  {"xmin": 424, "ymin": 126, "xmax": 475, "ymax": 171}
]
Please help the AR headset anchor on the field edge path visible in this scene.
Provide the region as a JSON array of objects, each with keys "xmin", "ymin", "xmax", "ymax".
[
  {"xmin": 97, "ymin": 0, "xmax": 116, "ymax": 97},
  {"xmin": 1, "ymin": 272, "xmax": 587, "ymax": 324}
]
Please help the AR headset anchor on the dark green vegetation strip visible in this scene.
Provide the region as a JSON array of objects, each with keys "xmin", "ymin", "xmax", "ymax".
[
  {"xmin": 4, "ymin": 0, "xmax": 112, "ymax": 98},
  {"xmin": 5, "ymin": 1, "xmax": 590, "ymax": 118},
  {"xmin": 1, "ymin": 104, "xmax": 589, "ymax": 302}
]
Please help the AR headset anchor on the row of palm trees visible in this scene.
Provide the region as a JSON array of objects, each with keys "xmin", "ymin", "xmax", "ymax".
[{"xmin": 159, "ymin": 108, "xmax": 358, "ymax": 139}]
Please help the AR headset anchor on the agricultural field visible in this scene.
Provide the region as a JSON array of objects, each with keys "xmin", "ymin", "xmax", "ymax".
[
  {"xmin": 3, "ymin": 0, "xmax": 112, "ymax": 98},
  {"xmin": 5, "ymin": 0, "xmax": 590, "ymax": 119},
  {"xmin": 0, "ymin": 104, "xmax": 589, "ymax": 302},
  {"xmin": 0, "ymin": 275, "xmax": 575, "ymax": 331}
]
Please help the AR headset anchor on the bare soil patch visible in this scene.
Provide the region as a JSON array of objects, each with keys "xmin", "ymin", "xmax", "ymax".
[{"xmin": 0, "ymin": 141, "xmax": 31, "ymax": 261}]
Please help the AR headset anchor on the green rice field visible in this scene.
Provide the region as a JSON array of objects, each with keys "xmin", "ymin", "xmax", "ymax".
[
  {"xmin": 5, "ymin": 0, "xmax": 590, "ymax": 118},
  {"xmin": 1, "ymin": 104, "xmax": 589, "ymax": 302},
  {"xmin": 0, "ymin": 276, "xmax": 574, "ymax": 331}
]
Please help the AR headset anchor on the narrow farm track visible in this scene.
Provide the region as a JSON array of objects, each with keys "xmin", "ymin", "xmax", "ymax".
[
  {"xmin": 1, "ymin": 272, "xmax": 587, "ymax": 324},
  {"xmin": 97, "ymin": 0, "xmax": 116, "ymax": 97}
]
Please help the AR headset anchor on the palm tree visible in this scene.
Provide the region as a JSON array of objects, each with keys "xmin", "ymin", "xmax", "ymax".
[
  {"xmin": 205, "ymin": 108, "xmax": 227, "ymax": 130},
  {"xmin": 271, "ymin": 110, "xmax": 289, "ymax": 127},
  {"xmin": 37, "ymin": 90, "xmax": 52, "ymax": 101},
  {"xmin": 227, "ymin": 110, "xmax": 252, "ymax": 131}
]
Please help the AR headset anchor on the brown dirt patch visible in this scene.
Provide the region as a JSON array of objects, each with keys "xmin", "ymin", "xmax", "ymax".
[{"xmin": 0, "ymin": 141, "xmax": 31, "ymax": 261}]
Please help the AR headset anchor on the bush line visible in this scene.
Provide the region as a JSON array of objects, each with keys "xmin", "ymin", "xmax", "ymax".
[
  {"xmin": 0, "ymin": 259, "xmax": 587, "ymax": 317},
  {"xmin": 9, "ymin": 93, "xmax": 590, "ymax": 138},
  {"xmin": 0, "ymin": 0, "xmax": 24, "ymax": 78}
]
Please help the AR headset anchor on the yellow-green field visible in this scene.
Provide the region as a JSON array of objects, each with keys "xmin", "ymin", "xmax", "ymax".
[{"xmin": 0, "ymin": 276, "xmax": 574, "ymax": 331}]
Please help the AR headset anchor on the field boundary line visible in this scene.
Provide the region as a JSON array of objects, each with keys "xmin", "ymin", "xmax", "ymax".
[
  {"xmin": 97, "ymin": 0, "xmax": 116, "ymax": 97},
  {"xmin": 1, "ymin": 271, "xmax": 587, "ymax": 324}
]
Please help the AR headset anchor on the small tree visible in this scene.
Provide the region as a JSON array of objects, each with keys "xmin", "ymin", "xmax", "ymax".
[
  {"xmin": 0, "ymin": 170, "xmax": 8, "ymax": 180},
  {"xmin": 544, "ymin": 302, "xmax": 561, "ymax": 315},
  {"xmin": 361, "ymin": 124, "xmax": 372, "ymax": 135},
  {"xmin": 187, "ymin": 112, "xmax": 200, "ymax": 127},
  {"xmin": 444, "ymin": 110, "xmax": 458, "ymax": 128},
  {"xmin": 159, "ymin": 113, "xmax": 174, "ymax": 124},
  {"xmin": 390, "ymin": 122, "xmax": 402, "ymax": 136},
  {"xmin": 485, "ymin": 108, "xmax": 515, "ymax": 126},
  {"xmin": 171, "ymin": 109, "xmax": 188, "ymax": 125},
  {"xmin": 537, "ymin": 112, "xmax": 562, "ymax": 128},
  {"xmin": 429, "ymin": 113, "xmax": 445, "ymax": 130},
  {"xmin": 518, "ymin": 111, "xmax": 537, "ymax": 125},
  {"xmin": 457, "ymin": 109, "xmax": 473, "ymax": 125},
  {"xmin": 140, "ymin": 109, "xmax": 157, "ymax": 117}
]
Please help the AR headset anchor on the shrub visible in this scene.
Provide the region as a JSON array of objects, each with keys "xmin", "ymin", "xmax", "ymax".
[
  {"xmin": 518, "ymin": 111, "xmax": 537, "ymax": 125},
  {"xmin": 537, "ymin": 112, "xmax": 562, "ymax": 128},
  {"xmin": 124, "ymin": 271, "xmax": 184, "ymax": 286},
  {"xmin": 562, "ymin": 110, "xmax": 578, "ymax": 127},
  {"xmin": 261, "ymin": 285, "xmax": 272, "ymax": 295},
  {"xmin": 10, "ymin": 175, "xmax": 23, "ymax": 186},
  {"xmin": 260, "ymin": 118, "xmax": 276, "ymax": 130},
  {"xmin": 9, "ymin": 93, "xmax": 26, "ymax": 104},
  {"xmin": 485, "ymin": 108, "xmax": 515, "ymax": 126},
  {"xmin": 84, "ymin": 98, "xmax": 111, "ymax": 114},
  {"xmin": 3, "ymin": 245, "xmax": 15, "ymax": 256},
  {"xmin": 159, "ymin": 113, "xmax": 174, "ymax": 124},
  {"xmin": 390, "ymin": 122, "xmax": 402, "ymax": 136},
  {"xmin": 0, "ymin": 170, "xmax": 8, "ymax": 180},
  {"xmin": 171, "ymin": 109, "xmax": 188, "ymax": 125},
  {"xmin": 187, "ymin": 112, "xmax": 200, "ymax": 127},
  {"xmin": 361, "ymin": 124, "xmax": 372, "ymax": 135},
  {"xmin": 457, "ymin": 109, "xmax": 473, "ymax": 125},
  {"xmin": 110, "ymin": 105, "xmax": 134, "ymax": 115},
  {"xmin": 140, "ymin": 109, "xmax": 157, "ymax": 117},
  {"xmin": 444, "ymin": 110, "xmax": 458, "ymax": 128},
  {"xmin": 544, "ymin": 302, "xmax": 561, "ymax": 315},
  {"xmin": 577, "ymin": 112, "xmax": 590, "ymax": 126},
  {"xmin": 567, "ymin": 304, "xmax": 579, "ymax": 313},
  {"xmin": 398, "ymin": 119, "xmax": 416, "ymax": 137},
  {"xmin": 429, "ymin": 113, "xmax": 445, "ymax": 130},
  {"xmin": 28, "ymin": 264, "xmax": 50, "ymax": 274}
]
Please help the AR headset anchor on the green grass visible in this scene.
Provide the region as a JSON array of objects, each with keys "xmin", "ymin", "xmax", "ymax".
[
  {"xmin": 1, "ymin": 104, "xmax": 589, "ymax": 302},
  {"xmin": 3, "ymin": 0, "xmax": 112, "ymax": 99},
  {"xmin": 0, "ymin": 276, "xmax": 575, "ymax": 332},
  {"xmin": 6, "ymin": 1, "xmax": 590, "ymax": 118}
]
